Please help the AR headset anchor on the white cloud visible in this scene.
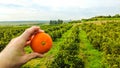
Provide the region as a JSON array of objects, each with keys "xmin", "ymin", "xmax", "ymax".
[
  {"xmin": 0, "ymin": 7, "xmax": 48, "ymax": 21},
  {"xmin": 0, "ymin": 0, "xmax": 32, "ymax": 7},
  {"xmin": 32, "ymin": 0, "xmax": 120, "ymax": 9},
  {"xmin": 0, "ymin": 0, "xmax": 120, "ymax": 21}
]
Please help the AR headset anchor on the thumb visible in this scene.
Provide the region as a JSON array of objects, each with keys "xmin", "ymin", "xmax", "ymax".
[{"xmin": 22, "ymin": 52, "xmax": 44, "ymax": 63}]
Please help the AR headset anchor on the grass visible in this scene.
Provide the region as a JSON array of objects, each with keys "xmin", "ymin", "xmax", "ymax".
[{"xmin": 79, "ymin": 29, "xmax": 104, "ymax": 68}]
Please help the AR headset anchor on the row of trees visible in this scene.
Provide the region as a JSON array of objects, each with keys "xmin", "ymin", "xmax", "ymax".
[
  {"xmin": 47, "ymin": 24, "xmax": 72, "ymax": 41},
  {"xmin": 48, "ymin": 24, "xmax": 84, "ymax": 68},
  {"xmin": 0, "ymin": 26, "xmax": 28, "ymax": 51},
  {"xmin": 50, "ymin": 19, "xmax": 63, "ymax": 25},
  {"xmin": 81, "ymin": 21, "xmax": 120, "ymax": 68}
]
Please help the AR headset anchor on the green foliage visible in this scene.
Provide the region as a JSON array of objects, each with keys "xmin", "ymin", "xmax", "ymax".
[
  {"xmin": 81, "ymin": 21, "xmax": 120, "ymax": 68},
  {"xmin": 48, "ymin": 25, "xmax": 84, "ymax": 68},
  {"xmin": 1, "ymin": 19, "xmax": 120, "ymax": 68},
  {"xmin": 68, "ymin": 20, "xmax": 81, "ymax": 23},
  {"xmin": 46, "ymin": 24, "xmax": 72, "ymax": 41},
  {"xmin": 0, "ymin": 26, "xmax": 27, "ymax": 51}
]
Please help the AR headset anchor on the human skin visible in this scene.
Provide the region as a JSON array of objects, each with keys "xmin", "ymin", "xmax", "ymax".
[{"xmin": 0, "ymin": 26, "xmax": 44, "ymax": 68}]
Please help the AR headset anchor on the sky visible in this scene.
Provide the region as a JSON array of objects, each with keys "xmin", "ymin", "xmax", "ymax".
[{"xmin": 0, "ymin": 0, "xmax": 120, "ymax": 21}]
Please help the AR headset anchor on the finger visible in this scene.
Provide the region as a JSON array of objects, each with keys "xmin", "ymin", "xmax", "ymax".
[
  {"xmin": 22, "ymin": 52, "xmax": 44, "ymax": 63},
  {"xmin": 24, "ymin": 29, "xmax": 44, "ymax": 46},
  {"xmin": 25, "ymin": 40, "xmax": 31, "ymax": 46},
  {"xmin": 25, "ymin": 35, "xmax": 34, "ymax": 46},
  {"xmin": 20, "ymin": 26, "xmax": 40, "ymax": 41}
]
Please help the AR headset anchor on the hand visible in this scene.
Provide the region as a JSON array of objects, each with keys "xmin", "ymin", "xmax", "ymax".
[{"xmin": 0, "ymin": 26, "xmax": 44, "ymax": 68}]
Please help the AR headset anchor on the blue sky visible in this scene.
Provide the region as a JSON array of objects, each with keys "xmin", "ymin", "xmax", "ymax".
[{"xmin": 0, "ymin": 0, "xmax": 120, "ymax": 21}]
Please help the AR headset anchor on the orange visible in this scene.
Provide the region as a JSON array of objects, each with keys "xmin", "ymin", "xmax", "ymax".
[{"xmin": 30, "ymin": 32, "xmax": 52, "ymax": 54}]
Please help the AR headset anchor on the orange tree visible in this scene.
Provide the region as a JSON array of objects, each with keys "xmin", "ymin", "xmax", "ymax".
[
  {"xmin": 48, "ymin": 24, "xmax": 84, "ymax": 68},
  {"xmin": 81, "ymin": 21, "xmax": 120, "ymax": 68}
]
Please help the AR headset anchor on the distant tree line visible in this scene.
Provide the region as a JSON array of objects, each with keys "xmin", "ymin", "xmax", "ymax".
[
  {"xmin": 81, "ymin": 14, "xmax": 120, "ymax": 22},
  {"xmin": 92, "ymin": 14, "xmax": 120, "ymax": 18},
  {"xmin": 68, "ymin": 20, "xmax": 81, "ymax": 23},
  {"xmin": 50, "ymin": 19, "xmax": 63, "ymax": 25},
  {"xmin": 52, "ymin": 14, "xmax": 120, "ymax": 24}
]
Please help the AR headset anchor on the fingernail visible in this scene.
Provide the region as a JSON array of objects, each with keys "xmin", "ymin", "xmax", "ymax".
[{"xmin": 39, "ymin": 30, "xmax": 44, "ymax": 32}]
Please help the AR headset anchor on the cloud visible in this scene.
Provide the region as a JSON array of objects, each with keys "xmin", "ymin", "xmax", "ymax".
[
  {"xmin": 32, "ymin": 0, "xmax": 120, "ymax": 9},
  {"xmin": 0, "ymin": 0, "xmax": 120, "ymax": 21}
]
